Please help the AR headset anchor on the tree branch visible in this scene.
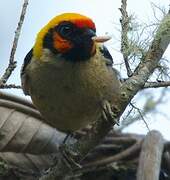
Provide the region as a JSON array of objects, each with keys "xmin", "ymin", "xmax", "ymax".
[
  {"xmin": 0, "ymin": 0, "xmax": 29, "ymax": 86},
  {"xmin": 137, "ymin": 130, "xmax": 164, "ymax": 180},
  {"xmin": 82, "ymin": 139, "xmax": 142, "ymax": 168},
  {"xmin": 144, "ymin": 80, "xmax": 170, "ymax": 88},
  {"xmin": 120, "ymin": 11, "xmax": 170, "ymax": 105},
  {"xmin": 119, "ymin": 0, "xmax": 133, "ymax": 77}
]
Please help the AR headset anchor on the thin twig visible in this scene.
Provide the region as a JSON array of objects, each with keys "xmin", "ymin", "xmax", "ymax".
[
  {"xmin": 81, "ymin": 140, "xmax": 142, "ymax": 168},
  {"xmin": 130, "ymin": 103, "xmax": 150, "ymax": 132},
  {"xmin": 144, "ymin": 81, "xmax": 170, "ymax": 88},
  {"xmin": 119, "ymin": 89, "xmax": 167, "ymax": 131},
  {"xmin": 0, "ymin": 84, "xmax": 21, "ymax": 89},
  {"xmin": 119, "ymin": 0, "xmax": 133, "ymax": 77},
  {"xmin": 0, "ymin": 0, "xmax": 29, "ymax": 85}
]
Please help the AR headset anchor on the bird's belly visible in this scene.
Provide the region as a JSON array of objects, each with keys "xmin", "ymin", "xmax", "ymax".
[
  {"xmin": 30, "ymin": 69, "xmax": 103, "ymax": 132},
  {"xmin": 28, "ymin": 59, "xmax": 118, "ymax": 132},
  {"xmin": 32, "ymin": 92, "xmax": 101, "ymax": 132}
]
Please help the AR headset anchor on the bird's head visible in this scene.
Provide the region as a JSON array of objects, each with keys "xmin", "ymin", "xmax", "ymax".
[{"xmin": 33, "ymin": 13, "xmax": 111, "ymax": 61}]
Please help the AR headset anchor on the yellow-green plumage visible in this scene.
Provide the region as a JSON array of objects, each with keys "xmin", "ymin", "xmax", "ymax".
[{"xmin": 24, "ymin": 48, "xmax": 120, "ymax": 132}]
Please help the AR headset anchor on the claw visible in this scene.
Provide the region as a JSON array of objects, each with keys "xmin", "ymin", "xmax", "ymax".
[
  {"xmin": 59, "ymin": 145, "xmax": 82, "ymax": 169},
  {"xmin": 102, "ymin": 100, "xmax": 119, "ymax": 126}
]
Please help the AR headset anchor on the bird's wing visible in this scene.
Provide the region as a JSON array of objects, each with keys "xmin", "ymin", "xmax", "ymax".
[
  {"xmin": 99, "ymin": 45, "xmax": 113, "ymax": 67},
  {"xmin": 20, "ymin": 49, "xmax": 33, "ymax": 95},
  {"xmin": 99, "ymin": 45, "xmax": 121, "ymax": 80}
]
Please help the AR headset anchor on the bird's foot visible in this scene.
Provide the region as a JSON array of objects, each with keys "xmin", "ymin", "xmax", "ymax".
[
  {"xmin": 59, "ymin": 144, "xmax": 82, "ymax": 170},
  {"xmin": 102, "ymin": 100, "xmax": 119, "ymax": 126}
]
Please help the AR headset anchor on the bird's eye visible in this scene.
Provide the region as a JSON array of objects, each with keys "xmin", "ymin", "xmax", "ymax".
[{"xmin": 58, "ymin": 25, "xmax": 73, "ymax": 37}]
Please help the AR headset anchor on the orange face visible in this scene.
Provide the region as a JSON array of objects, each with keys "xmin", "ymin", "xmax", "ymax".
[{"xmin": 53, "ymin": 32, "xmax": 73, "ymax": 53}]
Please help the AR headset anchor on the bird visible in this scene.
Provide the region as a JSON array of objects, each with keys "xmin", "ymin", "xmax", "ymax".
[{"xmin": 21, "ymin": 13, "xmax": 120, "ymax": 134}]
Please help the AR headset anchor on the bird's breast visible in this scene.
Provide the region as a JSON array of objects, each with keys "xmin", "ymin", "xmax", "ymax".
[{"xmin": 27, "ymin": 53, "xmax": 119, "ymax": 132}]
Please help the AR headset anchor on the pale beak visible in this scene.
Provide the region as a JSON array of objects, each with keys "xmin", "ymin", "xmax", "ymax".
[{"xmin": 92, "ymin": 36, "xmax": 111, "ymax": 43}]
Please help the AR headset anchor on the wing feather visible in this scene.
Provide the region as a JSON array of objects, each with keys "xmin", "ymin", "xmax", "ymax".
[
  {"xmin": 20, "ymin": 49, "xmax": 33, "ymax": 95},
  {"xmin": 99, "ymin": 45, "xmax": 121, "ymax": 80}
]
